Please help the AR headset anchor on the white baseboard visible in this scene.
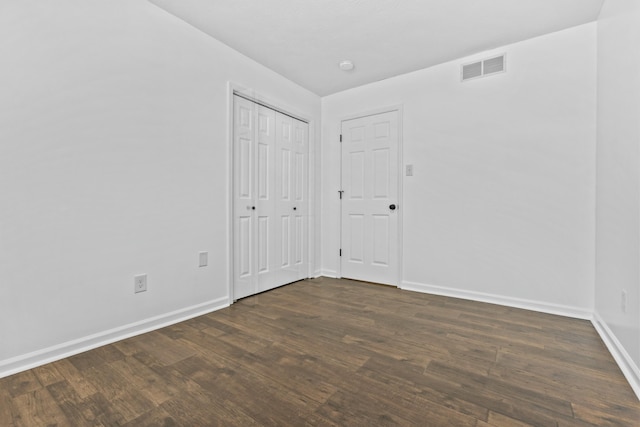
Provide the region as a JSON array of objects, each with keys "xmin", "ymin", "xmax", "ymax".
[
  {"xmin": 5, "ymin": 281, "xmax": 639, "ymax": 402},
  {"xmin": 592, "ymin": 312, "xmax": 640, "ymax": 400},
  {"xmin": 401, "ymin": 280, "xmax": 593, "ymax": 320},
  {"xmin": 320, "ymin": 269, "xmax": 339, "ymax": 278},
  {"xmin": 0, "ymin": 297, "xmax": 230, "ymax": 379},
  {"xmin": 401, "ymin": 280, "xmax": 640, "ymax": 401}
]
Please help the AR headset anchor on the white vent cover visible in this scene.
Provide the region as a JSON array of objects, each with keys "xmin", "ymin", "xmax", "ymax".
[
  {"xmin": 461, "ymin": 54, "xmax": 506, "ymax": 82},
  {"xmin": 462, "ymin": 61, "xmax": 482, "ymax": 81}
]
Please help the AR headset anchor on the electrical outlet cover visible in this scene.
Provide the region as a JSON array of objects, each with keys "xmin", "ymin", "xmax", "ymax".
[{"xmin": 134, "ymin": 274, "xmax": 147, "ymax": 293}]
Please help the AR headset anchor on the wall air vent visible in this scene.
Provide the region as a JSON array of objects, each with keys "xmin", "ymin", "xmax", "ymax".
[
  {"xmin": 461, "ymin": 54, "xmax": 506, "ymax": 82},
  {"xmin": 462, "ymin": 61, "xmax": 482, "ymax": 81}
]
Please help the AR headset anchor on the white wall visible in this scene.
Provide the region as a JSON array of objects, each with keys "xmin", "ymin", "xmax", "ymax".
[
  {"xmin": 0, "ymin": 0, "xmax": 320, "ymax": 375},
  {"xmin": 322, "ymin": 23, "xmax": 597, "ymax": 317},
  {"xmin": 595, "ymin": 0, "xmax": 640, "ymax": 397}
]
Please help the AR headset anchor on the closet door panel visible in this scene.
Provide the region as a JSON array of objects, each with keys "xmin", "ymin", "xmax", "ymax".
[
  {"xmin": 256, "ymin": 106, "xmax": 278, "ymax": 293},
  {"xmin": 275, "ymin": 112, "xmax": 298, "ymax": 285},
  {"xmin": 293, "ymin": 119, "xmax": 309, "ymax": 279},
  {"xmin": 233, "ymin": 96, "xmax": 256, "ymax": 299}
]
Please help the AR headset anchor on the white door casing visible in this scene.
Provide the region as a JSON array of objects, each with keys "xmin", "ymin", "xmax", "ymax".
[{"xmin": 340, "ymin": 110, "xmax": 399, "ymax": 285}]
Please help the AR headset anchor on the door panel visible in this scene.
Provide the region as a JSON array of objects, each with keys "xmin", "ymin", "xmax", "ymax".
[
  {"xmin": 292, "ymin": 118, "xmax": 309, "ymax": 277},
  {"xmin": 257, "ymin": 143, "xmax": 269, "ymax": 200},
  {"xmin": 238, "ymin": 216, "xmax": 252, "ymax": 277},
  {"xmin": 341, "ymin": 110, "xmax": 399, "ymax": 285},
  {"xmin": 349, "ymin": 151, "xmax": 365, "ymax": 199},
  {"xmin": 275, "ymin": 113, "xmax": 309, "ymax": 284},
  {"xmin": 281, "ymin": 149, "xmax": 291, "ymax": 200},
  {"xmin": 372, "ymin": 214, "xmax": 390, "ymax": 265},
  {"xmin": 275, "ymin": 113, "xmax": 297, "ymax": 284},
  {"xmin": 239, "ymin": 139, "xmax": 252, "ymax": 198},
  {"xmin": 295, "ymin": 152, "xmax": 304, "ymax": 201},
  {"xmin": 348, "ymin": 214, "xmax": 365, "ymax": 263},
  {"xmin": 233, "ymin": 97, "xmax": 277, "ymax": 297},
  {"xmin": 233, "ymin": 97, "xmax": 255, "ymax": 299},
  {"xmin": 258, "ymin": 216, "xmax": 269, "ymax": 273},
  {"xmin": 295, "ymin": 215, "xmax": 304, "ymax": 265},
  {"xmin": 281, "ymin": 215, "xmax": 290, "ymax": 267},
  {"xmin": 255, "ymin": 106, "xmax": 277, "ymax": 293},
  {"xmin": 373, "ymin": 148, "xmax": 390, "ymax": 198}
]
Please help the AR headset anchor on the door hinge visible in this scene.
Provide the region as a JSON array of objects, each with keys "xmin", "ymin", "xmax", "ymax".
[
  {"xmin": 339, "ymin": 134, "xmax": 342, "ymax": 142},
  {"xmin": 338, "ymin": 190, "xmax": 344, "ymax": 199},
  {"xmin": 339, "ymin": 249, "xmax": 342, "ymax": 257}
]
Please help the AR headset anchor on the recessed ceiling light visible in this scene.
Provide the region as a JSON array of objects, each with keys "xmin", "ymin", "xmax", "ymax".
[{"xmin": 339, "ymin": 60, "xmax": 354, "ymax": 71}]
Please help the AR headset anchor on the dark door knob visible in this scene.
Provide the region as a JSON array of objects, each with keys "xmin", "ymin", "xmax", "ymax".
[
  {"xmin": 389, "ymin": 204, "xmax": 396, "ymax": 211},
  {"xmin": 252, "ymin": 206, "xmax": 256, "ymax": 210},
  {"xmin": 293, "ymin": 207, "xmax": 297, "ymax": 211}
]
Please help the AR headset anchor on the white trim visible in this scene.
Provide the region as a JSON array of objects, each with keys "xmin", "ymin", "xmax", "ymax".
[
  {"xmin": 592, "ymin": 311, "xmax": 640, "ymax": 400},
  {"xmin": 0, "ymin": 297, "xmax": 229, "ymax": 379},
  {"xmin": 401, "ymin": 280, "xmax": 593, "ymax": 320},
  {"xmin": 307, "ymin": 116, "xmax": 317, "ymax": 279},
  {"xmin": 396, "ymin": 106, "xmax": 404, "ymax": 288},
  {"xmin": 229, "ymin": 83, "xmax": 314, "ymax": 125},
  {"xmin": 321, "ymin": 269, "xmax": 339, "ymax": 278},
  {"xmin": 400, "ymin": 279, "xmax": 639, "ymax": 400},
  {"xmin": 339, "ymin": 104, "xmax": 404, "ymax": 123},
  {"xmin": 227, "ymin": 82, "xmax": 237, "ymax": 304},
  {"xmin": 337, "ymin": 121, "xmax": 343, "ymax": 279}
]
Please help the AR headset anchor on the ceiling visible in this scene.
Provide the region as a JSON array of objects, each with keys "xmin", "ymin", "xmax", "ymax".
[{"xmin": 147, "ymin": 0, "xmax": 604, "ymax": 96}]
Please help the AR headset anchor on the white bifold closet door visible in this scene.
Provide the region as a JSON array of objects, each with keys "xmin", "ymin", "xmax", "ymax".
[{"xmin": 233, "ymin": 95, "xmax": 308, "ymax": 300}]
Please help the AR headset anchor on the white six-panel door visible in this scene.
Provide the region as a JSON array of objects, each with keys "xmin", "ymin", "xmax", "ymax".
[
  {"xmin": 274, "ymin": 112, "xmax": 309, "ymax": 286},
  {"xmin": 292, "ymin": 118, "xmax": 309, "ymax": 281},
  {"xmin": 233, "ymin": 95, "xmax": 308, "ymax": 300},
  {"xmin": 341, "ymin": 110, "xmax": 399, "ymax": 285},
  {"xmin": 255, "ymin": 106, "xmax": 278, "ymax": 293},
  {"xmin": 233, "ymin": 96, "xmax": 257, "ymax": 299}
]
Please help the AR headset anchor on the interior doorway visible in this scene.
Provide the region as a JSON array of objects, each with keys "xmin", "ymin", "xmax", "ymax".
[{"xmin": 340, "ymin": 109, "xmax": 401, "ymax": 286}]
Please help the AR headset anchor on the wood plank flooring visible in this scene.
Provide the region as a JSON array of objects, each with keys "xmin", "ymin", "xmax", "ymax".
[{"xmin": 1, "ymin": 277, "xmax": 639, "ymax": 426}]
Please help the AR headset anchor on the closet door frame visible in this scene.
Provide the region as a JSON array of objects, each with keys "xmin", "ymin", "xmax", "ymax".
[{"xmin": 227, "ymin": 83, "xmax": 314, "ymax": 303}]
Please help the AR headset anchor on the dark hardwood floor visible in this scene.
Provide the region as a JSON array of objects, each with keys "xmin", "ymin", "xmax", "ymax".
[{"xmin": 1, "ymin": 277, "xmax": 639, "ymax": 426}]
